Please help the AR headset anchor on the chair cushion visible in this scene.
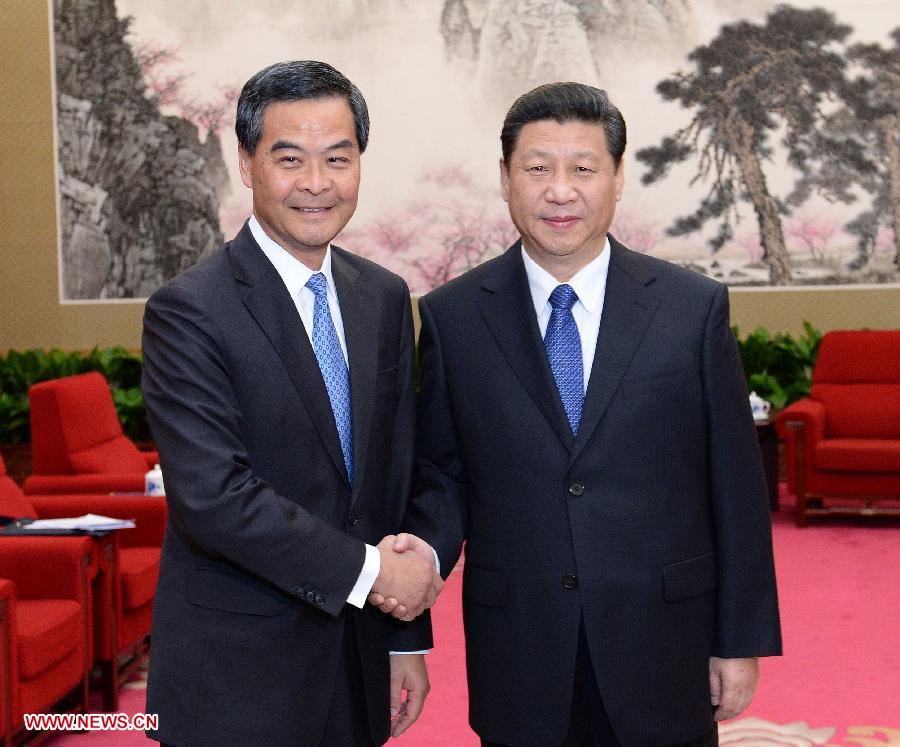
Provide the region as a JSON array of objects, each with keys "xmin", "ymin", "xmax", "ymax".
[
  {"xmin": 16, "ymin": 599, "xmax": 81, "ymax": 679},
  {"xmin": 815, "ymin": 438, "xmax": 900, "ymax": 473},
  {"xmin": 813, "ymin": 384, "xmax": 900, "ymax": 439},
  {"xmin": 120, "ymin": 547, "xmax": 160, "ymax": 611},
  {"xmin": 68, "ymin": 435, "xmax": 148, "ymax": 474}
]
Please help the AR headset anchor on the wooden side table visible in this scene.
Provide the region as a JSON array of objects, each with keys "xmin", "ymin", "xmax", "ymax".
[{"xmin": 755, "ymin": 417, "xmax": 779, "ymax": 510}]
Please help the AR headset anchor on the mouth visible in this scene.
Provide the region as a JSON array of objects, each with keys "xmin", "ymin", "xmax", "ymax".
[
  {"xmin": 540, "ymin": 216, "xmax": 580, "ymax": 229},
  {"xmin": 290, "ymin": 206, "xmax": 334, "ymax": 214}
]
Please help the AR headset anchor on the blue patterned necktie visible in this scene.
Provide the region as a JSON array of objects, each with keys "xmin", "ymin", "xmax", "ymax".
[
  {"xmin": 305, "ymin": 272, "xmax": 354, "ymax": 484},
  {"xmin": 544, "ymin": 284, "xmax": 584, "ymax": 435}
]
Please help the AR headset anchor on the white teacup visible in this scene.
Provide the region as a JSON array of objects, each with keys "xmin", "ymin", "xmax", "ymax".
[{"xmin": 749, "ymin": 391, "xmax": 771, "ymax": 421}]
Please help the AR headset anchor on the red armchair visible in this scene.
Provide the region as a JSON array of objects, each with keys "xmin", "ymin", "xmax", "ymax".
[
  {"xmin": 776, "ymin": 330, "xmax": 900, "ymax": 526},
  {"xmin": 1, "ymin": 456, "xmax": 164, "ymax": 711},
  {"xmin": 23, "ymin": 372, "xmax": 158, "ymax": 495},
  {"xmin": 0, "ymin": 545, "xmax": 94, "ymax": 745}
]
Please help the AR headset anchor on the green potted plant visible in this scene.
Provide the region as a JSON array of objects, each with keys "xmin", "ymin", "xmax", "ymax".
[{"xmin": 733, "ymin": 322, "xmax": 822, "ymax": 411}]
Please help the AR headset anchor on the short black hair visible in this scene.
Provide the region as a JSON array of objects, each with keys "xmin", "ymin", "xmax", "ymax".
[
  {"xmin": 236, "ymin": 60, "xmax": 369, "ymax": 154},
  {"xmin": 500, "ymin": 82, "xmax": 626, "ymax": 166}
]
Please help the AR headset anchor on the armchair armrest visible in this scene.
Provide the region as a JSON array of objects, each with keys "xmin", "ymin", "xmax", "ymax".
[
  {"xmin": 775, "ymin": 398, "xmax": 826, "ymax": 441},
  {"xmin": 28, "ymin": 494, "xmax": 168, "ymax": 548},
  {"xmin": 775, "ymin": 398, "xmax": 826, "ymax": 497},
  {"xmin": 23, "ymin": 474, "xmax": 147, "ymax": 495},
  {"xmin": 0, "ymin": 537, "xmax": 95, "ymax": 601}
]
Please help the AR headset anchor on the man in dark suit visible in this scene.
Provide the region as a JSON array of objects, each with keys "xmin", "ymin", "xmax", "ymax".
[
  {"xmin": 381, "ymin": 83, "xmax": 782, "ymax": 745},
  {"xmin": 142, "ymin": 61, "xmax": 441, "ymax": 746}
]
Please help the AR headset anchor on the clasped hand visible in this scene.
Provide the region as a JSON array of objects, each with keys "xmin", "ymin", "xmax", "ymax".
[{"xmin": 369, "ymin": 533, "xmax": 442, "ymax": 621}]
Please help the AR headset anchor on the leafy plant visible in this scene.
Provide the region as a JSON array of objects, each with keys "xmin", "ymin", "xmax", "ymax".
[
  {"xmin": 732, "ymin": 322, "xmax": 822, "ymax": 410},
  {"xmin": 0, "ymin": 348, "xmax": 149, "ymax": 445}
]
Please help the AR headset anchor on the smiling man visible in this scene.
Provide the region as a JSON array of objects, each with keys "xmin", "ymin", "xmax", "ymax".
[
  {"xmin": 395, "ymin": 82, "xmax": 782, "ymax": 745},
  {"xmin": 141, "ymin": 61, "xmax": 441, "ymax": 746}
]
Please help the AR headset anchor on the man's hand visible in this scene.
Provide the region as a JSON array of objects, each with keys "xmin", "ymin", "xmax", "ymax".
[
  {"xmin": 369, "ymin": 534, "xmax": 441, "ymax": 620},
  {"xmin": 389, "ymin": 654, "xmax": 430, "ymax": 737},
  {"xmin": 370, "ymin": 535, "xmax": 442, "ymax": 620},
  {"xmin": 709, "ymin": 656, "xmax": 759, "ymax": 721}
]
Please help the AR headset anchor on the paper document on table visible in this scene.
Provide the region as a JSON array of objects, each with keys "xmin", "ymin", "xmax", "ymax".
[{"xmin": 22, "ymin": 514, "xmax": 136, "ymax": 530}]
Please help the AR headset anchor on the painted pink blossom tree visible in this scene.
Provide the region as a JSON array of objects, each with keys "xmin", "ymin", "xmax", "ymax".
[
  {"xmin": 734, "ymin": 228, "xmax": 764, "ymax": 263},
  {"xmin": 783, "ymin": 210, "xmax": 839, "ymax": 263},
  {"xmin": 132, "ymin": 39, "xmax": 238, "ymax": 138},
  {"xmin": 343, "ymin": 167, "xmax": 518, "ymax": 292},
  {"xmin": 611, "ymin": 208, "xmax": 663, "ymax": 254}
]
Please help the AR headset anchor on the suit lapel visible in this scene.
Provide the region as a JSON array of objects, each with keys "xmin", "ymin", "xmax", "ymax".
[
  {"xmin": 331, "ymin": 247, "xmax": 378, "ymax": 505},
  {"xmin": 569, "ymin": 237, "xmax": 660, "ymax": 466},
  {"xmin": 229, "ymin": 224, "xmax": 349, "ymax": 486},
  {"xmin": 477, "ymin": 243, "xmax": 575, "ymax": 451}
]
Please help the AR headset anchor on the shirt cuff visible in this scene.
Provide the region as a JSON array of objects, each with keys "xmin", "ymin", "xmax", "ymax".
[
  {"xmin": 390, "ymin": 650, "xmax": 430, "ymax": 655},
  {"xmin": 431, "ymin": 547, "xmax": 441, "ymax": 576},
  {"xmin": 346, "ymin": 542, "xmax": 380, "ymax": 609}
]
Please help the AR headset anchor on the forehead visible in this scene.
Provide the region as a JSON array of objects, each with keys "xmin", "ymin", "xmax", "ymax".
[
  {"xmin": 259, "ymin": 96, "xmax": 357, "ymax": 144},
  {"xmin": 513, "ymin": 119, "xmax": 610, "ymax": 158}
]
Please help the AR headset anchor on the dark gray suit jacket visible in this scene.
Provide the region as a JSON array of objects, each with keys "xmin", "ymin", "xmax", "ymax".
[
  {"xmin": 142, "ymin": 223, "xmax": 430, "ymax": 745},
  {"xmin": 407, "ymin": 237, "xmax": 781, "ymax": 746}
]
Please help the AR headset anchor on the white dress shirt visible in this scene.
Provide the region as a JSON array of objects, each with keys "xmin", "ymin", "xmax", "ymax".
[
  {"xmin": 521, "ymin": 239, "xmax": 612, "ymax": 392},
  {"xmin": 249, "ymin": 216, "xmax": 379, "ymax": 610}
]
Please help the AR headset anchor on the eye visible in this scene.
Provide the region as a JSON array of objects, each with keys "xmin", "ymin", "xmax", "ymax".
[
  {"xmin": 328, "ymin": 156, "xmax": 351, "ymax": 165},
  {"xmin": 575, "ymin": 166, "xmax": 594, "ymax": 173},
  {"xmin": 528, "ymin": 165, "xmax": 547, "ymax": 173},
  {"xmin": 280, "ymin": 156, "xmax": 300, "ymax": 165}
]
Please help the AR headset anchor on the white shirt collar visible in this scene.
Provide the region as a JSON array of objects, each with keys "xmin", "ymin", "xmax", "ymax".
[
  {"xmin": 521, "ymin": 237, "xmax": 611, "ymax": 318},
  {"xmin": 248, "ymin": 215, "xmax": 336, "ymax": 297}
]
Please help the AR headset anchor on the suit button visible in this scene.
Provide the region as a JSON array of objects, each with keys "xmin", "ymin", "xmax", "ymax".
[
  {"xmin": 562, "ymin": 574, "xmax": 578, "ymax": 589},
  {"xmin": 295, "ymin": 587, "xmax": 306, "ymax": 598},
  {"xmin": 347, "ymin": 513, "xmax": 360, "ymax": 526},
  {"xmin": 306, "ymin": 591, "xmax": 316, "ymax": 603},
  {"xmin": 568, "ymin": 482, "xmax": 585, "ymax": 496},
  {"xmin": 315, "ymin": 594, "xmax": 325, "ymax": 606}
]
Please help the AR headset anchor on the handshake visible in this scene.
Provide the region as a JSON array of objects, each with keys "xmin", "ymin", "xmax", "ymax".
[{"xmin": 369, "ymin": 533, "xmax": 443, "ymax": 621}]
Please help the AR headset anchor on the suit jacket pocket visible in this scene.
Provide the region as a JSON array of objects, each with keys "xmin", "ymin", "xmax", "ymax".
[
  {"xmin": 187, "ymin": 566, "xmax": 290, "ymax": 616},
  {"xmin": 463, "ymin": 566, "xmax": 508, "ymax": 608},
  {"xmin": 376, "ymin": 365, "xmax": 399, "ymax": 391},
  {"xmin": 663, "ymin": 551, "xmax": 717, "ymax": 603}
]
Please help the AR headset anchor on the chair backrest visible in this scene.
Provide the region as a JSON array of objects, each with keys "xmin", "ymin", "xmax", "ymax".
[
  {"xmin": 811, "ymin": 330, "xmax": 900, "ymax": 439},
  {"xmin": 0, "ymin": 456, "xmax": 37, "ymax": 520},
  {"xmin": 28, "ymin": 372, "xmax": 146, "ymax": 475}
]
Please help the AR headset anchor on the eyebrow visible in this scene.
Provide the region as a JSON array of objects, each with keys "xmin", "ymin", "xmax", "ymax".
[{"xmin": 269, "ymin": 138, "xmax": 355, "ymax": 153}]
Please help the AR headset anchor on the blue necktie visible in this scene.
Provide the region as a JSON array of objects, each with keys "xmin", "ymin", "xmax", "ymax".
[
  {"xmin": 305, "ymin": 272, "xmax": 354, "ymax": 484},
  {"xmin": 544, "ymin": 284, "xmax": 584, "ymax": 435}
]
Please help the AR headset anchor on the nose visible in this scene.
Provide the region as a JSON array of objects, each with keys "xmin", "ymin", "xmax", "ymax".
[
  {"xmin": 297, "ymin": 161, "xmax": 332, "ymax": 196},
  {"xmin": 545, "ymin": 172, "xmax": 576, "ymax": 204}
]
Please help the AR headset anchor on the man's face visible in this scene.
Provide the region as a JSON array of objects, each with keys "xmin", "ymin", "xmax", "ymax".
[
  {"xmin": 500, "ymin": 119, "xmax": 624, "ymax": 269},
  {"xmin": 239, "ymin": 97, "xmax": 360, "ymax": 264}
]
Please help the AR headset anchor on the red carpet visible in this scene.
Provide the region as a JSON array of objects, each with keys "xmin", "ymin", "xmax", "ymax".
[{"xmin": 48, "ymin": 485, "xmax": 900, "ymax": 746}]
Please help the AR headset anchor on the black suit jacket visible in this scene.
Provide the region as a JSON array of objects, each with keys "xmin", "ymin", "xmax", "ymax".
[
  {"xmin": 142, "ymin": 223, "xmax": 430, "ymax": 746},
  {"xmin": 407, "ymin": 238, "xmax": 781, "ymax": 746}
]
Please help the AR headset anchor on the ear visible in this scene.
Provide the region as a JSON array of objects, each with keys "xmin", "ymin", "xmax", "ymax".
[
  {"xmin": 499, "ymin": 158, "xmax": 510, "ymax": 203},
  {"xmin": 614, "ymin": 160, "xmax": 625, "ymax": 202},
  {"xmin": 238, "ymin": 146, "xmax": 253, "ymax": 189}
]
